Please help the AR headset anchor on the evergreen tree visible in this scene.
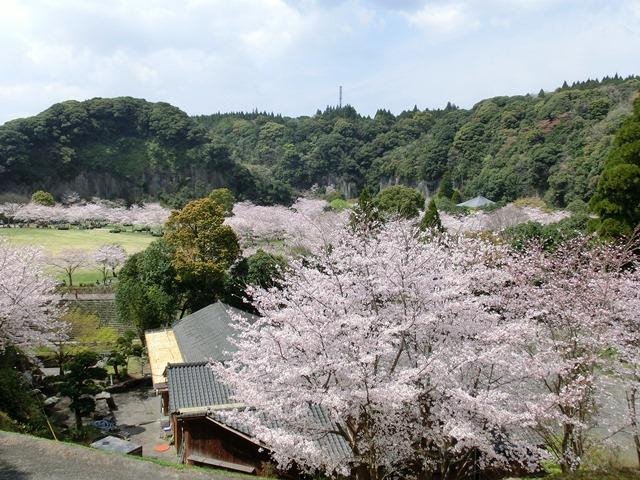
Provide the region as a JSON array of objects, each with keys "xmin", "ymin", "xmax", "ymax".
[
  {"xmin": 31, "ymin": 190, "xmax": 54, "ymax": 206},
  {"xmin": 451, "ymin": 189, "xmax": 462, "ymax": 204},
  {"xmin": 438, "ymin": 171, "xmax": 454, "ymax": 199},
  {"xmin": 350, "ymin": 188, "xmax": 383, "ymax": 233},
  {"xmin": 375, "ymin": 185, "xmax": 425, "ymax": 220},
  {"xmin": 420, "ymin": 199, "xmax": 444, "ymax": 232},
  {"xmin": 589, "ymin": 94, "xmax": 640, "ymax": 237}
]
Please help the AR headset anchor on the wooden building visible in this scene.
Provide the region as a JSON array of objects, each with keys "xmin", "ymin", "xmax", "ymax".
[
  {"xmin": 166, "ymin": 362, "xmax": 272, "ymax": 474},
  {"xmin": 146, "ymin": 302, "xmax": 351, "ymax": 476},
  {"xmin": 145, "ymin": 302, "xmax": 255, "ymax": 415}
]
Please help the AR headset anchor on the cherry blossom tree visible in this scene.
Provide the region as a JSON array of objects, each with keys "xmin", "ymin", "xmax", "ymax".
[
  {"xmin": 93, "ymin": 244, "xmax": 127, "ymax": 284},
  {"xmin": 440, "ymin": 205, "xmax": 569, "ymax": 234},
  {"xmin": 491, "ymin": 235, "xmax": 640, "ymax": 472},
  {"xmin": 7, "ymin": 201, "xmax": 170, "ymax": 226},
  {"xmin": 608, "ymin": 231, "xmax": 640, "ymax": 467},
  {"xmin": 0, "ymin": 239, "xmax": 65, "ymax": 351},
  {"xmin": 48, "ymin": 249, "xmax": 90, "ymax": 287},
  {"xmin": 213, "ymin": 221, "xmax": 542, "ymax": 480},
  {"xmin": 225, "ymin": 198, "xmax": 347, "ymax": 255}
]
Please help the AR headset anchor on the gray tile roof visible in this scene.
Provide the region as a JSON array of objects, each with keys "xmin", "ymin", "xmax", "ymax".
[
  {"xmin": 172, "ymin": 302, "xmax": 257, "ymax": 363},
  {"xmin": 167, "ymin": 363, "xmax": 351, "ymax": 463},
  {"xmin": 167, "ymin": 302, "xmax": 351, "ymax": 464},
  {"xmin": 166, "ymin": 361, "xmax": 233, "ymax": 413}
]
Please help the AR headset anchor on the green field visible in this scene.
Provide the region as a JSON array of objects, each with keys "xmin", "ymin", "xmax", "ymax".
[{"xmin": 0, "ymin": 227, "xmax": 156, "ymax": 284}]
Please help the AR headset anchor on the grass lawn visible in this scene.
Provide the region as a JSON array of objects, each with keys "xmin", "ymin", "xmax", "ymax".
[
  {"xmin": 0, "ymin": 227, "xmax": 155, "ymax": 255},
  {"xmin": 0, "ymin": 227, "xmax": 157, "ymax": 284},
  {"xmin": 523, "ymin": 469, "xmax": 640, "ymax": 479}
]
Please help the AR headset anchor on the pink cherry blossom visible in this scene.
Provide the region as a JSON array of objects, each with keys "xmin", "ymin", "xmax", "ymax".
[{"xmin": 0, "ymin": 238, "xmax": 65, "ymax": 351}]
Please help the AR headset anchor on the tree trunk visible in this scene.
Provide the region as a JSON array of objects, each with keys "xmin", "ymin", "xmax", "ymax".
[
  {"xmin": 627, "ymin": 387, "xmax": 640, "ymax": 468},
  {"xmin": 113, "ymin": 364, "xmax": 119, "ymax": 377},
  {"xmin": 74, "ymin": 409, "xmax": 82, "ymax": 430},
  {"xmin": 67, "ymin": 271, "xmax": 73, "ymax": 287},
  {"xmin": 354, "ymin": 465, "xmax": 376, "ymax": 480},
  {"xmin": 560, "ymin": 423, "xmax": 580, "ymax": 473}
]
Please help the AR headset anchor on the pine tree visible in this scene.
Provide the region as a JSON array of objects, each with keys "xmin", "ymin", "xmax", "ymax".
[
  {"xmin": 437, "ymin": 171, "xmax": 454, "ymax": 199},
  {"xmin": 420, "ymin": 199, "xmax": 444, "ymax": 232},
  {"xmin": 451, "ymin": 189, "xmax": 462, "ymax": 204},
  {"xmin": 589, "ymin": 94, "xmax": 640, "ymax": 237}
]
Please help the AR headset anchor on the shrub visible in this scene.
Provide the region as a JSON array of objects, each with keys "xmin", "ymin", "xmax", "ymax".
[
  {"xmin": 512, "ymin": 196, "xmax": 551, "ymax": 211},
  {"xmin": 328, "ymin": 198, "xmax": 350, "ymax": 212},
  {"xmin": 31, "ymin": 190, "xmax": 55, "ymax": 206},
  {"xmin": 375, "ymin": 185, "xmax": 425, "ymax": 219},
  {"xmin": 324, "ymin": 190, "xmax": 344, "ymax": 203}
]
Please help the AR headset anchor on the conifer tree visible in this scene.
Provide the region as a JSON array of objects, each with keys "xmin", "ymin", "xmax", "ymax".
[
  {"xmin": 437, "ymin": 171, "xmax": 454, "ymax": 199},
  {"xmin": 589, "ymin": 94, "xmax": 640, "ymax": 237},
  {"xmin": 420, "ymin": 199, "xmax": 444, "ymax": 232}
]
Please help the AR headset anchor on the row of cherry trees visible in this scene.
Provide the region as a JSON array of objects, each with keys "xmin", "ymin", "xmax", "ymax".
[
  {"xmin": 225, "ymin": 199, "xmax": 569, "ymax": 254},
  {"xmin": 0, "ymin": 202, "xmax": 170, "ymax": 227},
  {"xmin": 214, "ymin": 221, "xmax": 640, "ymax": 479}
]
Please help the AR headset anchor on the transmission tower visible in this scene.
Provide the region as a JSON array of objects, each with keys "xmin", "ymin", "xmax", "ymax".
[{"xmin": 339, "ymin": 85, "xmax": 342, "ymax": 108}]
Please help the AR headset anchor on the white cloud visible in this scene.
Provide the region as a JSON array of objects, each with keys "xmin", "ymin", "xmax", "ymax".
[
  {"xmin": 406, "ymin": 3, "xmax": 479, "ymax": 34},
  {"xmin": 0, "ymin": 0, "xmax": 637, "ymax": 123}
]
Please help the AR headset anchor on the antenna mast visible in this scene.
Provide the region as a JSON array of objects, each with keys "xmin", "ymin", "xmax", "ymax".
[{"xmin": 339, "ymin": 85, "xmax": 342, "ymax": 108}]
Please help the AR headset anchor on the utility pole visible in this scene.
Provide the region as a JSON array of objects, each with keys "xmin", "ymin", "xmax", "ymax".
[{"xmin": 339, "ymin": 85, "xmax": 342, "ymax": 108}]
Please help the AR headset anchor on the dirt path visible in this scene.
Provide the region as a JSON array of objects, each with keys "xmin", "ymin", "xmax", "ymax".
[{"xmin": 0, "ymin": 432, "xmax": 242, "ymax": 480}]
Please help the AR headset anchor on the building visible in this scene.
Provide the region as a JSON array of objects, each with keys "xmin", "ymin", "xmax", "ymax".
[
  {"xmin": 145, "ymin": 302, "xmax": 255, "ymax": 415},
  {"xmin": 145, "ymin": 302, "xmax": 351, "ymax": 475},
  {"xmin": 456, "ymin": 195, "xmax": 495, "ymax": 208},
  {"xmin": 166, "ymin": 362, "xmax": 270, "ymax": 474}
]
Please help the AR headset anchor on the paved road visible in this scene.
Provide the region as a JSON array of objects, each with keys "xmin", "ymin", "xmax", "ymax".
[{"xmin": 0, "ymin": 432, "xmax": 241, "ymax": 480}]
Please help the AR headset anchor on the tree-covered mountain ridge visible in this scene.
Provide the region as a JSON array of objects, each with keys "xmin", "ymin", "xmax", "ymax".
[{"xmin": 1, "ymin": 75, "xmax": 638, "ymax": 207}]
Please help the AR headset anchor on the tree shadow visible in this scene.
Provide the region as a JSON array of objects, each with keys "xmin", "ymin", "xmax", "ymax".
[
  {"xmin": 0, "ymin": 459, "xmax": 31, "ymax": 480},
  {"xmin": 118, "ymin": 424, "xmax": 145, "ymax": 436}
]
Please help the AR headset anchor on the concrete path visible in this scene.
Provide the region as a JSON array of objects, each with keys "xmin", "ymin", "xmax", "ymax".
[{"xmin": 0, "ymin": 431, "xmax": 242, "ymax": 480}]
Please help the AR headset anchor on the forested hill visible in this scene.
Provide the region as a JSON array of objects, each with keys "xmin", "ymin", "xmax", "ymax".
[
  {"xmin": 195, "ymin": 75, "xmax": 639, "ymax": 206},
  {"xmin": 0, "ymin": 98, "xmax": 293, "ymax": 206},
  {"xmin": 1, "ymin": 75, "xmax": 638, "ymax": 207}
]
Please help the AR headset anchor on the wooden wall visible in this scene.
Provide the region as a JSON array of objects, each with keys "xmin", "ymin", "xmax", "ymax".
[{"xmin": 176, "ymin": 415, "xmax": 272, "ymax": 474}]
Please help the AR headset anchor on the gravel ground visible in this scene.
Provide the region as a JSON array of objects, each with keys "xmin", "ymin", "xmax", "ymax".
[
  {"xmin": 0, "ymin": 432, "xmax": 245, "ymax": 480},
  {"xmin": 111, "ymin": 388, "xmax": 176, "ymax": 460}
]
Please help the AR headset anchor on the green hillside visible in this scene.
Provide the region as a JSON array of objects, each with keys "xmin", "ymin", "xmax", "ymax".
[
  {"xmin": 1, "ymin": 75, "xmax": 638, "ymax": 207},
  {"xmin": 0, "ymin": 97, "xmax": 292, "ymax": 207}
]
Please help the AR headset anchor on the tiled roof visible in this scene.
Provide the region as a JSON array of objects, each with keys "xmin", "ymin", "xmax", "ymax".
[
  {"xmin": 166, "ymin": 361, "xmax": 233, "ymax": 413},
  {"xmin": 167, "ymin": 363, "xmax": 351, "ymax": 463},
  {"xmin": 166, "ymin": 302, "xmax": 351, "ymax": 464},
  {"xmin": 172, "ymin": 302, "xmax": 256, "ymax": 363}
]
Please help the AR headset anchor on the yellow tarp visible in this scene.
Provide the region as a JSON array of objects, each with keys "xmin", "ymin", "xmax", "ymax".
[{"xmin": 145, "ymin": 329, "xmax": 183, "ymax": 387}]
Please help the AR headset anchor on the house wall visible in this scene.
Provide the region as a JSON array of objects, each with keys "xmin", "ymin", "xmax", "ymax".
[{"xmin": 176, "ymin": 416, "xmax": 272, "ymax": 474}]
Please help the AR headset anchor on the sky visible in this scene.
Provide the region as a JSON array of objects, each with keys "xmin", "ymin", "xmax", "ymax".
[{"xmin": 0, "ymin": 0, "xmax": 639, "ymax": 123}]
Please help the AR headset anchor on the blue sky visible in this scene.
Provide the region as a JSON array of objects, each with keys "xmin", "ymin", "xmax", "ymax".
[{"xmin": 0, "ymin": 0, "xmax": 638, "ymax": 123}]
